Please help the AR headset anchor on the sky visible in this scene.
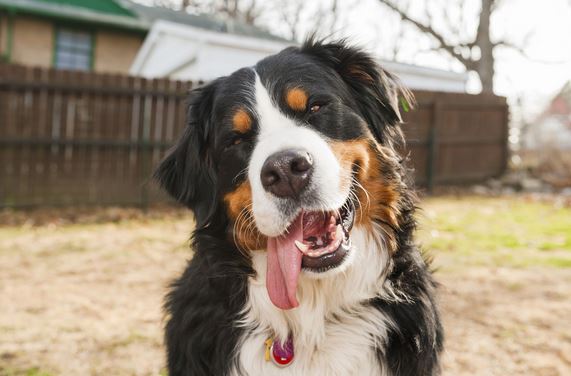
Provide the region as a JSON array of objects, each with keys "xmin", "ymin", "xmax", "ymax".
[{"xmin": 135, "ymin": 0, "xmax": 571, "ymax": 118}]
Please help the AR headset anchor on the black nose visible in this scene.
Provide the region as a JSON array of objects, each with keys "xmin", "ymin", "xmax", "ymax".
[{"xmin": 260, "ymin": 149, "xmax": 313, "ymax": 198}]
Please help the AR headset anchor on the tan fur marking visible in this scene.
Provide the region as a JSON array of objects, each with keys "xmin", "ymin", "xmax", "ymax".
[
  {"xmin": 285, "ymin": 87, "xmax": 308, "ymax": 111},
  {"xmin": 232, "ymin": 109, "xmax": 252, "ymax": 133},
  {"xmin": 329, "ymin": 139, "xmax": 401, "ymax": 252},
  {"xmin": 224, "ymin": 181, "xmax": 266, "ymax": 251}
]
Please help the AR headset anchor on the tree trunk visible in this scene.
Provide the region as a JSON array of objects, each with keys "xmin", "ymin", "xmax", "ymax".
[
  {"xmin": 376, "ymin": 0, "xmax": 501, "ymax": 94},
  {"xmin": 475, "ymin": 0, "xmax": 495, "ymax": 93}
]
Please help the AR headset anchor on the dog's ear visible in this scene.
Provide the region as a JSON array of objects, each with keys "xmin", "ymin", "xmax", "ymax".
[
  {"xmin": 154, "ymin": 81, "xmax": 219, "ymax": 227},
  {"xmin": 301, "ymin": 38, "xmax": 414, "ymax": 145}
]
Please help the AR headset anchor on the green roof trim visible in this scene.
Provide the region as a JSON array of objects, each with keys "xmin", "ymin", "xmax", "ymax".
[
  {"xmin": 0, "ymin": 0, "xmax": 148, "ymax": 32},
  {"xmin": 34, "ymin": 0, "xmax": 135, "ymax": 17}
]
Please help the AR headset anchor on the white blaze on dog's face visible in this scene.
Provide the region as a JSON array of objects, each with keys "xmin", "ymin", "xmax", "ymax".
[
  {"xmin": 248, "ymin": 76, "xmax": 349, "ymax": 237},
  {"xmin": 246, "ymin": 73, "xmax": 368, "ymax": 310},
  {"xmin": 155, "ymin": 41, "xmax": 411, "ymax": 311}
]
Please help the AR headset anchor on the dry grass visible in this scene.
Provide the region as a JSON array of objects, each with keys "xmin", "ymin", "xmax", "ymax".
[
  {"xmin": 0, "ymin": 197, "xmax": 570, "ymax": 375},
  {"xmin": 0, "ymin": 216, "xmax": 193, "ymax": 376}
]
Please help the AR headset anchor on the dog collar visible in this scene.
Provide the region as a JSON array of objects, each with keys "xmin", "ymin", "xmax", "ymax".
[{"xmin": 265, "ymin": 335, "xmax": 294, "ymax": 367}]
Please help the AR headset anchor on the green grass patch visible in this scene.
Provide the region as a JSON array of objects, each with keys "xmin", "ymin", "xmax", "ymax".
[
  {"xmin": 0, "ymin": 367, "xmax": 54, "ymax": 376},
  {"xmin": 418, "ymin": 196, "xmax": 571, "ymax": 268}
]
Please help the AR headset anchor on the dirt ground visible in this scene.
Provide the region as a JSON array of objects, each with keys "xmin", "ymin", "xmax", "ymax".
[{"xmin": 0, "ymin": 197, "xmax": 570, "ymax": 375}]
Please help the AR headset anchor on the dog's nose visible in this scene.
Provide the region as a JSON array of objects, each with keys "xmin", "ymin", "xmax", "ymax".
[{"xmin": 260, "ymin": 149, "xmax": 313, "ymax": 198}]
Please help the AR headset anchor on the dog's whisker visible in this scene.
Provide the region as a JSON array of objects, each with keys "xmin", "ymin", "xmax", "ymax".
[{"xmin": 232, "ymin": 168, "xmax": 249, "ymax": 185}]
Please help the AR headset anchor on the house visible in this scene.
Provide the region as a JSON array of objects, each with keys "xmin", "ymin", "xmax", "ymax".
[
  {"xmin": 0, "ymin": 0, "xmax": 282, "ymax": 74},
  {"xmin": 130, "ymin": 20, "xmax": 468, "ymax": 92},
  {"xmin": 524, "ymin": 81, "xmax": 571, "ymax": 150},
  {"xmin": 130, "ymin": 20, "xmax": 291, "ymax": 80},
  {"xmin": 0, "ymin": 0, "xmax": 146, "ymax": 72}
]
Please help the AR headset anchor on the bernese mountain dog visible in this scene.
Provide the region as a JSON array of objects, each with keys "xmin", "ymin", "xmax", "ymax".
[{"xmin": 155, "ymin": 39, "xmax": 443, "ymax": 375}]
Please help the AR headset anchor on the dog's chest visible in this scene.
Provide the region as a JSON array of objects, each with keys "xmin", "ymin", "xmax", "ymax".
[
  {"xmin": 232, "ymin": 251, "xmax": 390, "ymax": 376},
  {"xmin": 234, "ymin": 319, "xmax": 386, "ymax": 376}
]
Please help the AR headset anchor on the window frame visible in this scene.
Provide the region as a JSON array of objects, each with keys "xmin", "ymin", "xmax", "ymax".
[{"xmin": 52, "ymin": 25, "xmax": 96, "ymax": 71}]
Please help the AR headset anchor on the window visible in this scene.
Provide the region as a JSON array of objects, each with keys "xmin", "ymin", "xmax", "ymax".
[{"xmin": 54, "ymin": 28, "xmax": 93, "ymax": 71}]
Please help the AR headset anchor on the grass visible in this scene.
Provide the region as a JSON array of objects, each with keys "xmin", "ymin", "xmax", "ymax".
[
  {"xmin": 0, "ymin": 368, "xmax": 54, "ymax": 376},
  {"xmin": 417, "ymin": 196, "xmax": 571, "ymax": 269},
  {"xmin": 1, "ymin": 196, "xmax": 570, "ymax": 375}
]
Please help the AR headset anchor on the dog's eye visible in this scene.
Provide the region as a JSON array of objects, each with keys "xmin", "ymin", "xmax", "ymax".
[
  {"xmin": 224, "ymin": 135, "xmax": 244, "ymax": 151},
  {"xmin": 309, "ymin": 104, "xmax": 322, "ymax": 114}
]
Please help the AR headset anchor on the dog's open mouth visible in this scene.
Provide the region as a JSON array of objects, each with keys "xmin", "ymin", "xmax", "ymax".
[
  {"xmin": 296, "ymin": 203, "xmax": 354, "ymax": 271},
  {"xmin": 266, "ymin": 200, "xmax": 355, "ymax": 310}
]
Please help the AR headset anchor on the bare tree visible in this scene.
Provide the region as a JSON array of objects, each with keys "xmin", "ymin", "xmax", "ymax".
[
  {"xmin": 377, "ymin": 0, "xmax": 525, "ymax": 94},
  {"xmin": 149, "ymin": 0, "xmax": 344, "ymax": 41},
  {"xmin": 153, "ymin": 0, "xmax": 264, "ymax": 26},
  {"xmin": 272, "ymin": 0, "xmax": 346, "ymax": 42},
  {"xmin": 213, "ymin": 0, "xmax": 263, "ymax": 25},
  {"xmin": 275, "ymin": 0, "xmax": 308, "ymax": 41}
]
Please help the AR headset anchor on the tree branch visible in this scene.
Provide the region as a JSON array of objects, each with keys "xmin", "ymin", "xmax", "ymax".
[{"xmin": 377, "ymin": 0, "xmax": 473, "ymax": 69}]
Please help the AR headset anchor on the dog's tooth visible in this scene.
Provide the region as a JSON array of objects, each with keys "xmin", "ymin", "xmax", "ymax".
[{"xmin": 294, "ymin": 240, "xmax": 309, "ymax": 253}]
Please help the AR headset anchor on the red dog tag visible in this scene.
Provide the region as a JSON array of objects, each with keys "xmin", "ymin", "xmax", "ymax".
[{"xmin": 265, "ymin": 335, "xmax": 294, "ymax": 367}]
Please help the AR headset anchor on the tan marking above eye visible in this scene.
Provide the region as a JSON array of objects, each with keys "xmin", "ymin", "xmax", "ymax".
[
  {"xmin": 232, "ymin": 109, "xmax": 252, "ymax": 133},
  {"xmin": 285, "ymin": 87, "xmax": 308, "ymax": 111}
]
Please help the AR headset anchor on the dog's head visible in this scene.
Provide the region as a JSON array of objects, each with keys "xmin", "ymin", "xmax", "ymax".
[{"xmin": 156, "ymin": 39, "xmax": 413, "ymax": 310}]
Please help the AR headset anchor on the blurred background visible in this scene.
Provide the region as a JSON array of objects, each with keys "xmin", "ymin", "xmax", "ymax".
[{"xmin": 0, "ymin": 0, "xmax": 570, "ymax": 375}]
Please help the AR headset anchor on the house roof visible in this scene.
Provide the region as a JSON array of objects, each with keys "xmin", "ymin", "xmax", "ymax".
[
  {"xmin": 0, "ymin": 0, "xmax": 285, "ymax": 41},
  {"xmin": 120, "ymin": 1, "xmax": 287, "ymax": 42},
  {"xmin": 556, "ymin": 81, "xmax": 571, "ymax": 109},
  {"xmin": 34, "ymin": 0, "xmax": 134, "ymax": 17},
  {"xmin": 531, "ymin": 81, "xmax": 571, "ymax": 131},
  {"xmin": 0, "ymin": 0, "xmax": 147, "ymax": 31}
]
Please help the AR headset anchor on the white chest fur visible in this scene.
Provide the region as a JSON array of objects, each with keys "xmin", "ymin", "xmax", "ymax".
[{"xmin": 232, "ymin": 227, "xmax": 393, "ymax": 376}]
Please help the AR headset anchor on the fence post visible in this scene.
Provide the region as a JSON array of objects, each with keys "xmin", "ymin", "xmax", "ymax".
[
  {"xmin": 426, "ymin": 100, "xmax": 442, "ymax": 192},
  {"xmin": 501, "ymin": 100, "xmax": 510, "ymax": 176},
  {"xmin": 140, "ymin": 143, "xmax": 151, "ymax": 212},
  {"xmin": 139, "ymin": 79, "xmax": 153, "ymax": 211}
]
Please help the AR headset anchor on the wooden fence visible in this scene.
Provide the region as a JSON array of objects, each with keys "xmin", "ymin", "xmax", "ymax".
[
  {"xmin": 404, "ymin": 90, "xmax": 508, "ymax": 189},
  {"xmin": 0, "ymin": 64, "xmax": 508, "ymax": 208}
]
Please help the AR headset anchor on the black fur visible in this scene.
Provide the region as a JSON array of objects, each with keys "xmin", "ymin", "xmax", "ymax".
[
  {"xmin": 154, "ymin": 80, "xmax": 221, "ymax": 228},
  {"xmin": 164, "ymin": 231, "xmax": 253, "ymax": 374},
  {"xmin": 155, "ymin": 39, "xmax": 443, "ymax": 375}
]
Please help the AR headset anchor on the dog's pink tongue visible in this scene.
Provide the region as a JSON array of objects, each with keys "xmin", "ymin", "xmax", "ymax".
[{"xmin": 266, "ymin": 215, "xmax": 303, "ymax": 310}]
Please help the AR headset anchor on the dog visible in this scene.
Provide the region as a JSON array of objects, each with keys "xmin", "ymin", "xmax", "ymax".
[{"xmin": 155, "ymin": 39, "xmax": 443, "ymax": 376}]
